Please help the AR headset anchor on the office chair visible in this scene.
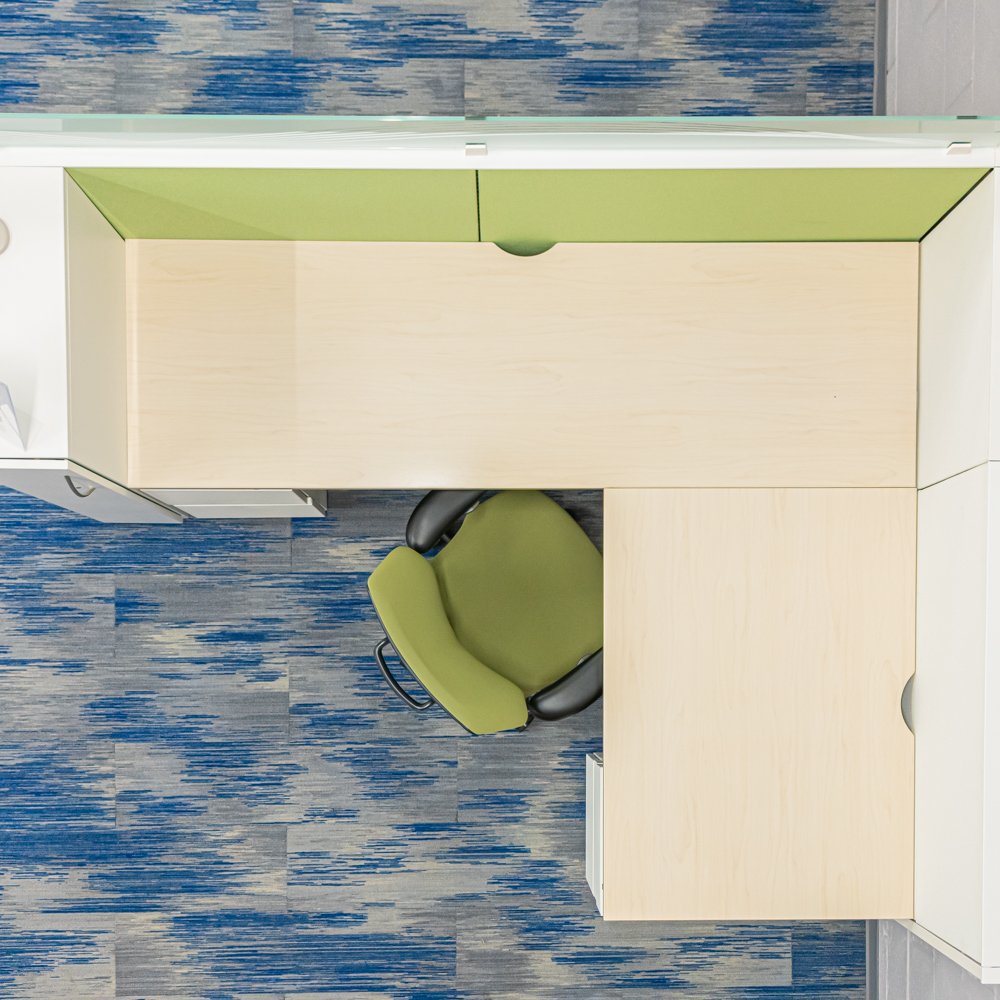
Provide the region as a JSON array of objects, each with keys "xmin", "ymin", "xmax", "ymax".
[{"xmin": 367, "ymin": 490, "xmax": 603, "ymax": 734}]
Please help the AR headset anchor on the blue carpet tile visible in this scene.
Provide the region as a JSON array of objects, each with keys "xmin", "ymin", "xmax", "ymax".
[
  {"xmin": 0, "ymin": 487, "xmax": 867, "ymax": 998},
  {"xmin": 0, "ymin": 0, "xmax": 874, "ymax": 115}
]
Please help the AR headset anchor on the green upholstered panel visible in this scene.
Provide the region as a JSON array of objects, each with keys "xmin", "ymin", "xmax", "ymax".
[
  {"xmin": 431, "ymin": 491, "xmax": 603, "ymax": 695},
  {"xmin": 368, "ymin": 546, "xmax": 528, "ymax": 735},
  {"xmin": 478, "ymin": 168, "xmax": 988, "ymax": 250},
  {"xmin": 67, "ymin": 168, "xmax": 479, "ymax": 241}
]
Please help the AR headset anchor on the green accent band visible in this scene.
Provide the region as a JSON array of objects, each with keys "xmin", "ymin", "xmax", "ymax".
[
  {"xmin": 69, "ymin": 166, "xmax": 985, "ymax": 245},
  {"xmin": 67, "ymin": 168, "xmax": 480, "ymax": 241},
  {"xmin": 479, "ymin": 168, "xmax": 988, "ymax": 248}
]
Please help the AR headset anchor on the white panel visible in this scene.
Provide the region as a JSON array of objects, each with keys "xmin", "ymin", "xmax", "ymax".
[
  {"xmin": 180, "ymin": 502, "xmax": 324, "ymax": 519},
  {"xmin": 65, "ymin": 175, "xmax": 127, "ymax": 482},
  {"xmin": 915, "ymin": 463, "xmax": 988, "ymax": 963},
  {"xmin": 983, "ymin": 464, "xmax": 1000, "ymax": 971},
  {"xmin": 585, "ymin": 753, "xmax": 603, "ymax": 915},
  {"xmin": 150, "ymin": 488, "xmax": 308, "ymax": 506},
  {"xmin": 918, "ymin": 172, "xmax": 995, "ymax": 489},
  {"xmin": 0, "ymin": 460, "xmax": 180, "ymax": 523},
  {"xmin": 147, "ymin": 488, "xmax": 326, "ymax": 518},
  {"xmin": 0, "ymin": 167, "xmax": 69, "ymax": 459},
  {"xmin": 990, "ymin": 189, "xmax": 1000, "ymax": 466}
]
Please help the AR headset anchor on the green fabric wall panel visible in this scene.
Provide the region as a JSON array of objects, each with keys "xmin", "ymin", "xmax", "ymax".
[
  {"xmin": 478, "ymin": 168, "xmax": 988, "ymax": 248},
  {"xmin": 67, "ymin": 168, "xmax": 479, "ymax": 241}
]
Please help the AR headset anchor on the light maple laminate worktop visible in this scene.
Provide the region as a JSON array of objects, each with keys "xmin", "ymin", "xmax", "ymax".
[
  {"xmin": 602, "ymin": 487, "xmax": 916, "ymax": 920},
  {"xmin": 125, "ymin": 240, "xmax": 917, "ymax": 490}
]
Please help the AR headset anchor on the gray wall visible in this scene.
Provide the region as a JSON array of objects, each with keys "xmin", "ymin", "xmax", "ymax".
[
  {"xmin": 885, "ymin": 0, "xmax": 1000, "ymax": 114},
  {"xmin": 880, "ymin": 921, "xmax": 999, "ymax": 1000}
]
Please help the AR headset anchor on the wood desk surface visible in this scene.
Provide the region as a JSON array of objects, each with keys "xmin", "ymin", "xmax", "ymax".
[
  {"xmin": 603, "ymin": 487, "xmax": 916, "ymax": 920},
  {"xmin": 124, "ymin": 239, "xmax": 920, "ymax": 920},
  {"xmin": 126, "ymin": 240, "xmax": 917, "ymax": 490}
]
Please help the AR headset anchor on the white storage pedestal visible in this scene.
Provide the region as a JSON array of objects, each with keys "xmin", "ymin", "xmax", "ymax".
[{"xmin": 915, "ymin": 169, "xmax": 1000, "ymax": 984}]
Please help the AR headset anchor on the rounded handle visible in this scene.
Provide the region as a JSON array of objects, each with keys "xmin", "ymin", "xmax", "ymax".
[
  {"xmin": 493, "ymin": 240, "xmax": 556, "ymax": 258},
  {"xmin": 900, "ymin": 673, "xmax": 915, "ymax": 734},
  {"xmin": 65, "ymin": 475, "xmax": 97, "ymax": 499},
  {"xmin": 0, "ymin": 219, "xmax": 9, "ymax": 256}
]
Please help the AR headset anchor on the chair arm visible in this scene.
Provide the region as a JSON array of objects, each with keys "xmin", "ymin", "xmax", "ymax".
[
  {"xmin": 527, "ymin": 649, "xmax": 603, "ymax": 721},
  {"xmin": 368, "ymin": 547, "xmax": 528, "ymax": 734},
  {"xmin": 406, "ymin": 490, "xmax": 487, "ymax": 553}
]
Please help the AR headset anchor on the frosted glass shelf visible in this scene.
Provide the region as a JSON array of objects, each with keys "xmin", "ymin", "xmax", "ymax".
[{"xmin": 1, "ymin": 114, "xmax": 999, "ymax": 169}]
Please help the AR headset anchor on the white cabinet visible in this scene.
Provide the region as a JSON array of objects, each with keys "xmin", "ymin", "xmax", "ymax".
[
  {"xmin": 0, "ymin": 167, "xmax": 177, "ymax": 522},
  {"xmin": 585, "ymin": 752, "xmax": 603, "ymax": 914},
  {"xmin": 914, "ymin": 166, "xmax": 1000, "ymax": 984},
  {"xmin": 913, "ymin": 465, "xmax": 1000, "ymax": 984}
]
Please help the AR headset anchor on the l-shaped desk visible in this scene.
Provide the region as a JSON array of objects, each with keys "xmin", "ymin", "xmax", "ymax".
[
  {"xmin": 124, "ymin": 229, "xmax": 919, "ymax": 924},
  {"xmin": 1, "ymin": 148, "xmax": 998, "ymax": 980},
  {"xmin": 126, "ymin": 230, "xmax": 919, "ymax": 924}
]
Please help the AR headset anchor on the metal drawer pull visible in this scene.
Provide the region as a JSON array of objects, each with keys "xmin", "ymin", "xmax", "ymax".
[{"xmin": 65, "ymin": 475, "xmax": 97, "ymax": 499}]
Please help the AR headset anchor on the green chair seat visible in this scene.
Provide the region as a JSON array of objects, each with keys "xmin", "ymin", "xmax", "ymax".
[{"xmin": 431, "ymin": 491, "xmax": 602, "ymax": 694}]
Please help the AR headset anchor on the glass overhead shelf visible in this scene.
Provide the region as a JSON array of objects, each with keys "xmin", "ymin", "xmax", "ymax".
[{"xmin": 1, "ymin": 114, "xmax": 998, "ymax": 168}]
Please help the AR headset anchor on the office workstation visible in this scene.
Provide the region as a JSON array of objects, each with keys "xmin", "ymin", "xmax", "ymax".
[{"xmin": 2, "ymin": 116, "xmax": 999, "ymax": 991}]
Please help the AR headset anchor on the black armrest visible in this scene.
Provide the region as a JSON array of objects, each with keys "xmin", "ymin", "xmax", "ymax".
[
  {"xmin": 527, "ymin": 649, "xmax": 603, "ymax": 722},
  {"xmin": 406, "ymin": 490, "xmax": 486, "ymax": 553}
]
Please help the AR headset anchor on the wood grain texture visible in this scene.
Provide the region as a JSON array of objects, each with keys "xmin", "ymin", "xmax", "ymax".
[
  {"xmin": 603, "ymin": 488, "xmax": 916, "ymax": 920},
  {"xmin": 126, "ymin": 240, "xmax": 917, "ymax": 490}
]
